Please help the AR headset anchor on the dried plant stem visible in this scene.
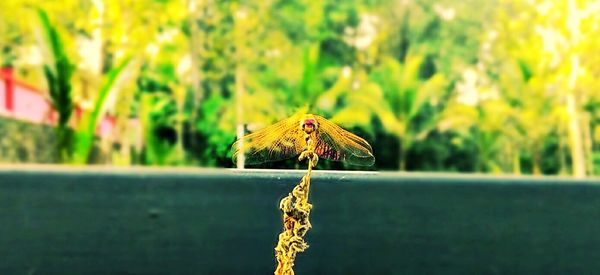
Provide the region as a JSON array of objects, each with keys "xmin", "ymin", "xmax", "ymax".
[{"xmin": 274, "ymin": 137, "xmax": 318, "ymax": 275}]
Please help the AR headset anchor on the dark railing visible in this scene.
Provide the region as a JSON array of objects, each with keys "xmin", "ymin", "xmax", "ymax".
[{"xmin": 1, "ymin": 166, "xmax": 599, "ymax": 274}]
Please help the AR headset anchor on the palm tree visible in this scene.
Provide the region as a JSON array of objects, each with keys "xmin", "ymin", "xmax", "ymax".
[{"xmin": 369, "ymin": 55, "xmax": 446, "ymax": 170}]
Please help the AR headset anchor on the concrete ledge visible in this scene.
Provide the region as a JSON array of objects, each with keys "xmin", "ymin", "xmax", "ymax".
[{"xmin": 1, "ymin": 166, "xmax": 599, "ymax": 274}]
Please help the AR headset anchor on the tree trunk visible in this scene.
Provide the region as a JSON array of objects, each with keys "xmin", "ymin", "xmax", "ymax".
[
  {"xmin": 399, "ymin": 151, "xmax": 406, "ymax": 171},
  {"xmin": 583, "ymin": 114, "xmax": 594, "ymax": 175},
  {"xmin": 532, "ymin": 149, "xmax": 541, "ymax": 175},
  {"xmin": 567, "ymin": 91, "xmax": 585, "ymax": 177},
  {"xmin": 512, "ymin": 146, "xmax": 521, "ymax": 175},
  {"xmin": 234, "ymin": 5, "xmax": 247, "ymax": 169},
  {"xmin": 566, "ymin": 0, "xmax": 586, "ymax": 178},
  {"xmin": 187, "ymin": 0, "xmax": 204, "ymax": 152},
  {"xmin": 398, "ymin": 138, "xmax": 407, "ymax": 171},
  {"xmin": 174, "ymin": 86, "xmax": 186, "ymax": 165}
]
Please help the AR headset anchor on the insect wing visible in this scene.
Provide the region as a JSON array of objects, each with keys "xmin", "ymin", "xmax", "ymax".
[
  {"xmin": 314, "ymin": 115, "xmax": 375, "ymax": 166},
  {"xmin": 231, "ymin": 114, "xmax": 304, "ymax": 165}
]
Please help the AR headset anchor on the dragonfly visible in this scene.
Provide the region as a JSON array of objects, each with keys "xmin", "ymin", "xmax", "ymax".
[{"xmin": 231, "ymin": 113, "xmax": 375, "ymax": 166}]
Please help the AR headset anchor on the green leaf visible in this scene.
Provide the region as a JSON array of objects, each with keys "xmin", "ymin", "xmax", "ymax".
[{"xmin": 72, "ymin": 57, "xmax": 132, "ymax": 164}]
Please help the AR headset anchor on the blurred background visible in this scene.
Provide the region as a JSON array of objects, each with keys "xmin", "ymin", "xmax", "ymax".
[{"xmin": 0, "ymin": 0, "xmax": 599, "ymax": 175}]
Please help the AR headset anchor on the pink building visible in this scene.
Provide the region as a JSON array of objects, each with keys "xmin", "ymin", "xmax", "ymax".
[{"xmin": 0, "ymin": 67, "xmax": 115, "ymax": 137}]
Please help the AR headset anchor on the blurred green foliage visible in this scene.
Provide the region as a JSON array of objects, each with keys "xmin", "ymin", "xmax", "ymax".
[
  {"xmin": 1, "ymin": 0, "xmax": 600, "ymax": 175},
  {"xmin": 36, "ymin": 8, "xmax": 75, "ymax": 162}
]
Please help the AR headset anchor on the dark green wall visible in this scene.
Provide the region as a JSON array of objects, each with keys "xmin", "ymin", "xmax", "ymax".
[
  {"xmin": 0, "ymin": 118, "xmax": 109, "ymax": 164},
  {"xmin": 1, "ymin": 168, "xmax": 599, "ymax": 274},
  {"xmin": 0, "ymin": 118, "xmax": 58, "ymax": 163}
]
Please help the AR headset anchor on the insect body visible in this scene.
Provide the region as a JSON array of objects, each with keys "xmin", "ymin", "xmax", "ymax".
[{"xmin": 232, "ymin": 113, "xmax": 375, "ymax": 166}]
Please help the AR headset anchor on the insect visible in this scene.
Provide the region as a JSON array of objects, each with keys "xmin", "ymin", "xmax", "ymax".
[{"xmin": 231, "ymin": 113, "xmax": 375, "ymax": 166}]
